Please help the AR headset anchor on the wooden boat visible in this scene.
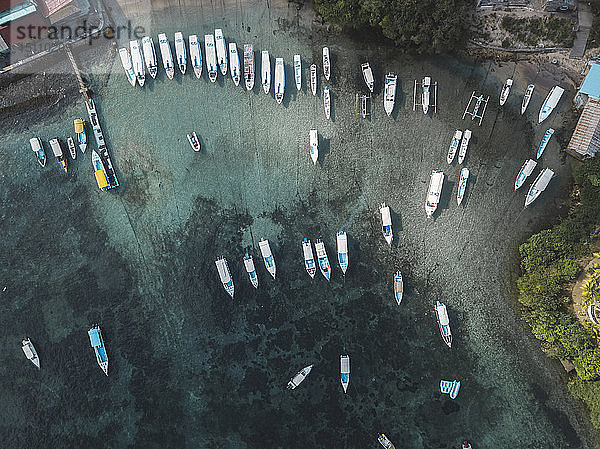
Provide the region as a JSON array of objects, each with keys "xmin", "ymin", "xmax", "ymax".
[
  {"xmin": 536, "ymin": 128, "xmax": 554, "ymax": 159},
  {"xmin": 294, "ymin": 54, "xmax": 301, "ymax": 90},
  {"xmin": 521, "ymin": 83, "xmax": 534, "ymax": 114},
  {"xmin": 310, "ymin": 64, "xmax": 317, "ymax": 96},
  {"xmin": 440, "ymin": 379, "xmax": 460, "ymax": 399},
  {"xmin": 322, "ymin": 47, "xmax": 330, "ymax": 80},
  {"xmin": 383, "ymin": 73, "xmax": 397, "ymax": 116},
  {"xmin": 74, "ymin": 118, "xmax": 87, "ymax": 153},
  {"xmin": 394, "ymin": 271, "xmax": 403, "ymax": 305},
  {"xmin": 49, "ymin": 138, "xmax": 67, "ymax": 172},
  {"xmin": 67, "ymin": 136, "xmax": 76, "ymax": 160},
  {"xmin": 499, "ymin": 78, "xmax": 512, "ymax": 106},
  {"xmin": 362, "ymin": 62, "xmax": 374, "ymax": 92},
  {"xmin": 323, "ymin": 86, "xmax": 331, "ymax": 119}
]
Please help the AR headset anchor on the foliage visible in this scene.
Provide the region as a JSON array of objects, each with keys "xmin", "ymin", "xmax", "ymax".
[
  {"xmin": 582, "ymin": 263, "xmax": 600, "ymax": 306},
  {"xmin": 569, "ymin": 378, "xmax": 600, "ymax": 429},
  {"xmin": 499, "ymin": 14, "xmax": 575, "ymax": 47},
  {"xmin": 587, "ymin": 17, "xmax": 600, "ymax": 50}
]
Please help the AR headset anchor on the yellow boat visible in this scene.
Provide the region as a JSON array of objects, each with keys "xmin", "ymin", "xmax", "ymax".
[
  {"xmin": 92, "ymin": 150, "xmax": 109, "ymax": 191},
  {"xmin": 73, "ymin": 118, "xmax": 87, "ymax": 153}
]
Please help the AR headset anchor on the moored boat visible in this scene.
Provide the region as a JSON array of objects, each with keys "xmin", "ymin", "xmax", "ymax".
[
  {"xmin": 310, "ymin": 64, "xmax": 317, "ymax": 96},
  {"xmin": 447, "ymin": 130, "xmax": 462, "ymax": 164},
  {"xmin": 302, "ymin": 238, "xmax": 316, "ymax": 278},
  {"xmin": 536, "ymin": 128, "xmax": 554, "ymax": 159},
  {"xmin": 158, "ymin": 33, "xmax": 175, "ymax": 80},
  {"xmin": 141, "ymin": 36, "xmax": 158, "ymax": 78},
  {"xmin": 514, "ymin": 159, "xmax": 537, "ymax": 190},
  {"xmin": 244, "ymin": 44, "xmax": 254, "ymax": 90},
  {"xmin": 361, "ymin": 62, "xmax": 374, "ymax": 92},
  {"xmin": 394, "ymin": 271, "xmax": 403, "ymax": 305},
  {"xmin": 244, "ymin": 252, "xmax": 259, "ymax": 288},
  {"xmin": 434, "ymin": 300, "xmax": 452, "ymax": 348},
  {"xmin": 229, "ymin": 42, "xmax": 240, "ymax": 86},
  {"xmin": 384, "ymin": 73, "xmax": 397, "ymax": 116},
  {"xmin": 462, "ymin": 442, "xmax": 472, "ymax": 449},
  {"xmin": 118, "ymin": 47, "xmax": 136, "ymax": 87},
  {"xmin": 378, "ymin": 434, "xmax": 395, "ymax": 449},
  {"xmin": 440, "ymin": 379, "xmax": 461, "ymax": 399},
  {"xmin": 499, "ymin": 78, "xmax": 513, "ymax": 106},
  {"xmin": 275, "ymin": 57, "xmax": 285, "ymax": 104},
  {"xmin": 521, "ymin": 83, "xmax": 535, "ymax": 114},
  {"xmin": 458, "ymin": 129, "xmax": 471, "ymax": 164},
  {"xmin": 380, "ymin": 203, "xmax": 393, "ymax": 245},
  {"xmin": 309, "ymin": 129, "xmax": 318, "ymax": 164},
  {"xmin": 67, "ymin": 136, "xmax": 76, "ymax": 160},
  {"xmin": 287, "ymin": 364, "xmax": 313, "ymax": 389},
  {"xmin": 425, "ymin": 170, "xmax": 444, "ymax": 218},
  {"xmin": 538, "ymin": 86, "xmax": 564, "ymax": 123},
  {"xmin": 215, "ymin": 257, "xmax": 234, "ymax": 298},
  {"xmin": 30, "ymin": 136, "xmax": 46, "ymax": 167},
  {"xmin": 340, "ymin": 354, "xmax": 350, "ymax": 393},
  {"xmin": 74, "ymin": 118, "xmax": 87, "ymax": 153},
  {"xmin": 204, "ymin": 34, "xmax": 218, "ymax": 82},
  {"xmin": 21, "ymin": 338, "xmax": 40, "ymax": 369},
  {"xmin": 189, "ymin": 34, "xmax": 202, "ymax": 79},
  {"xmin": 315, "ymin": 239, "xmax": 331, "ymax": 281},
  {"xmin": 129, "ymin": 40, "xmax": 145, "ymax": 86},
  {"xmin": 261, "ymin": 50, "xmax": 271, "ymax": 94},
  {"xmin": 322, "ymin": 47, "xmax": 331, "ymax": 80},
  {"xmin": 215, "ymin": 29, "xmax": 227, "ymax": 76},
  {"xmin": 422, "ymin": 76, "xmax": 431, "ymax": 114},
  {"xmin": 525, "ymin": 168, "xmax": 554, "ymax": 207},
  {"xmin": 323, "ymin": 86, "xmax": 331, "ymax": 119},
  {"xmin": 259, "ymin": 238, "xmax": 276, "ymax": 279},
  {"xmin": 88, "ymin": 325, "xmax": 108, "ymax": 375},
  {"xmin": 471, "ymin": 95, "xmax": 484, "ymax": 120},
  {"xmin": 294, "ymin": 54, "xmax": 301, "ymax": 90},
  {"xmin": 174, "ymin": 32, "xmax": 187, "ymax": 74},
  {"xmin": 49, "ymin": 138, "xmax": 67, "ymax": 172},
  {"xmin": 187, "ymin": 132, "xmax": 201, "ymax": 152},
  {"xmin": 336, "ymin": 231, "xmax": 348, "ymax": 275},
  {"xmin": 92, "ymin": 150, "xmax": 109, "ymax": 191},
  {"xmin": 457, "ymin": 168, "xmax": 469, "ymax": 205}
]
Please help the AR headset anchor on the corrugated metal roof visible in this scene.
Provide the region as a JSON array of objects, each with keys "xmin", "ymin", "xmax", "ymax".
[
  {"xmin": 567, "ymin": 97, "xmax": 600, "ymax": 157},
  {"xmin": 579, "ymin": 63, "xmax": 600, "ymax": 100},
  {"xmin": 0, "ymin": 2, "xmax": 35, "ymax": 26}
]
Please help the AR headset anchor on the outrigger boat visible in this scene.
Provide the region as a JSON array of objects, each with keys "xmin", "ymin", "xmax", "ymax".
[
  {"xmin": 310, "ymin": 64, "xmax": 317, "ymax": 96},
  {"xmin": 88, "ymin": 325, "xmax": 108, "ymax": 376},
  {"xmin": 67, "ymin": 136, "xmax": 76, "ymax": 160},
  {"xmin": 538, "ymin": 86, "xmax": 564, "ymax": 123},
  {"xmin": 243, "ymin": 44, "xmax": 254, "ymax": 90},
  {"xmin": 29, "ymin": 136, "xmax": 46, "ymax": 167},
  {"xmin": 340, "ymin": 354, "xmax": 350, "ymax": 393},
  {"xmin": 426, "ymin": 170, "xmax": 444, "ymax": 218},
  {"xmin": 275, "ymin": 57, "xmax": 285, "ymax": 104},
  {"xmin": 229, "ymin": 43, "xmax": 240, "ymax": 86},
  {"xmin": 394, "ymin": 271, "xmax": 403, "ymax": 305},
  {"xmin": 309, "ymin": 129, "xmax": 318, "ymax": 164},
  {"xmin": 384, "ymin": 73, "xmax": 397, "ymax": 116},
  {"xmin": 447, "ymin": 130, "xmax": 462, "ymax": 164},
  {"xmin": 287, "ymin": 364, "xmax": 313, "ymax": 390},
  {"xmin": 458, "ymin": 129, "xmax": 471, "ymax": 164},
  {"xmin": 499, "ymin": 78, "xmax": 513, "ymax": 106},
  {"xmin": 244, "ymin": 252, "xmax": 259, "ymax": 288},
  {"xmin": 21, "ymin": 338, "xmax": 40, "ymax": 369},
  {"xmin": 204, "ymin": 34, "xmax": 218, "ymax": 82},
  {"xmin": 302, "ymin": 238, "xmax": 316, "ymax": 278},
  {"xmin": 536, "ymin": 128, "xmax": 554, "ymax": 159},
  {"xmin": 158, "ymin": 33, "xmax": 175, "ymax": 80},
  {"xmin": 440, "ymin": 379, "xmax": 460, "ymax": 399},
  {"xmin": 215, "ymin": 29, "xmax": 227, "ymax": 76},
  {"xmin": 74, "ymin": 118, "xmax": 87, "ymax": 153},
  {"xmin": 525, "ymin": 168, "xmax": 554, "ymax": 208},
  {"xmin": 129, "ymin": 40, "xmax": 145, "ymax": 86},
  {"xmin": 434, "ymin": 301, "xmax": 452, "ymax": 348},
  {"xmin": 141, "ymin": 36, "xmax": 158, "ymax": 78},
  {"xmin": 92, "ymin": 150, "xmax": 110, "ymax": 191},
  {"xmin": 259, "ymin": 238, "xmax": 276, "ymax": 279},
  {"xmin": 514, "ymin": 159, "xmax": 537, "ymax": 190},
  {"xmin": 315, "ymin": 239, "xmax": 331, "ymax": 281},
  {"xmin": 215, "ymin": 257, "xmax": 234, "ymax": 298},
  {"xmin": 294, "ymin": 54, "xmax": 301, "ymax": 90},
  {"xmin": 189, "ymin": 34, "xmax": 202, "ymax": 79},
  {"xmin": 361, "ymin": 62, "xmax": 374, "ymax": 92},
  {"xmin": 322, "ymin": 47, "xmax": 331, "ymax": 80},
  {"xmin": 187, "ymin": 132, "xmax": 201, "ymax": 152},
  {"xmin": 378, "ymin": 434, "xmax": 395, "ymax": 449},
  {"xmin": 118, "ymin": 47, "xmax": 136, "ymax": 86},
  {"xmin": 336, "ymin": 231, "xmax": 348, "ymax": 275},
  {"xmin": 49, "ymin": 138, "xmax": 67, "ymax": 172},
  {"xmin": 521, "ymin": 83, "xmax": 535, "ymax": 114},
  {"xmin": 380, "ymin": 203, "xmax": 393, "ymax": 245},
  {"xmin": 462, "ymin": 92, "xmax": 489, "ymax": 125},
  {"xmin": 261, "ymin": 50, "xmax": 271, "ymax": 94},
  {"xmin": 323, "ymin": 86, "xmax": 331, "ymax": 119},
  {"xmin": 457, "ymin": 168, "xmax": 469, "ymax": 205},
  {"xmin": 174, "ymin": 32, "xmax": 187, "ymax": 74}
]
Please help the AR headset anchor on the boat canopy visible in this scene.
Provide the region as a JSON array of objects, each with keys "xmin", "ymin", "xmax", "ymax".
[
  {"xmin": 74, "ymin": 119, "xmax": 84, "ymax": 133},
  {"xmin": 88, "ymin": 328, "xmax": 102, "ymax": 347},
  {"xmin": 535, "ymin": 169, "xmax": 554, "ymax": 191},
  {"xmin": 215, "ymin": 258, "xmax": 231, "ymax": 282},
  {"xmin": 95, "ymin": 170, "xmax": 109, "ymax": 190},
  {"xmin": 303, "ymin": 240, "xmax": 314, "ymax": 260},
  {"xmin": 22, "ymin": 344, "xmax": 34, "ymax": 358},
  {"xmin": 30, "ymin": 137, "xmax": 41, "ymax": 152},
  {"xmin": 436, "ymin": 303, "xmax": 450, "ymax": 325},
  {"xmin": 380, "ymin": 206, "xmax": 392, "ymax": 226},
  {"xmin": 336, "ymin": 232, "xmax": 348, "ymax": 253}
]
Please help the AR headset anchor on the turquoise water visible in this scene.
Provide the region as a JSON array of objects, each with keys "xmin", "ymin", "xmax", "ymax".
[{"xmin": 0, "ymin": 0, "xmax": 594, "ymax": 447}]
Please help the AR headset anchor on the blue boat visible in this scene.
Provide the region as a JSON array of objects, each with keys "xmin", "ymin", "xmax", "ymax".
[
  {"xmin": 336, "ymin": 232, "xmax": 348, "ymax": 275},
  {"xmin": 315, "ymin": 239, "xmax": 331, "ymax": 281},
  {"xmin": 74, "ymin": 118, "xmax": 87, "ymax": 153},
  {"xmin": 440, "ymin": 379, "xmax": 460, "ymax": 399},
  {"xmin": 88, "ymin": 326, "xmax": 108, "ymax": 376},
  {"xmin": 536, "ymin": 128, "xmax": 554, "ymax": 159},
  {"xmin": 514, "ymin": 159, "xmax": 537, "ymax": 190}
]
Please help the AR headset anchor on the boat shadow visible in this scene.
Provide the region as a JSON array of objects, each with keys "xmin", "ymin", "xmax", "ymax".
[
  {"xmin": 389, "ymin": 205, "xmax": 403, "ymax": 240},
  {"xmin": 437, "ymin": 178, "xmax": 456, "ymax": 216},
  {"xmin": 319, "ymin": 136, "xmax": 331, "ymax": 165}
]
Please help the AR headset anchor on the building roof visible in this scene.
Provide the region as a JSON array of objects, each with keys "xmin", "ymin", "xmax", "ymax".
[
  {"xmin": 0, "ymin": 1, "xmax": 35, "ymax": 26},
  {"xmin": 567, "ymin": 96, "xmax": 600, "ymax": 157},
  {"xmin": 0, "ymin": 10, "xmax": 47, "ymax": 45},
  {"xmin": 579, "ymin": 63, "xmax": 600, "ymax": 100},
  {"xmin": 37, "ymin": 0, "xmax": 73, "ymax": 16}
]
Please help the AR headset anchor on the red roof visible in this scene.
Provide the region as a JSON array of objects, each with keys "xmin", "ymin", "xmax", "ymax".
[{"xmin": 36, "ymin": 0, "xmax": 73, "ymax": 17}]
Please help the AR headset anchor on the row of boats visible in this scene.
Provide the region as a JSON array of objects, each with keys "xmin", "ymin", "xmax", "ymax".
[
  {"xmin": 499, "ymin": 78, "xmax": 564, "ymax": 123},
  {"xmin": 29, "ymin": 119, "xmax": 87, "ymax": 171}
]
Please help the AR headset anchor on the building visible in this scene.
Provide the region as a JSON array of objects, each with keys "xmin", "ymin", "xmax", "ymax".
[
  {"xmin": 542, "ymin": 0, "xmax": 576, "ymax": 12},
  {"xmin": 567, "ymin": 62, "xmax": 600, "ymax": 159}
]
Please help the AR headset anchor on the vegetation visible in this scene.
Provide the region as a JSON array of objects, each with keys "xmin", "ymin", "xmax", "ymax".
[
  {"xmin": 500, "ymin": 15, "xmax": 575, "ymax": 47},
  {"xmin": 587, "ymin": 18, "xmax": 600, "ymax": 50}
]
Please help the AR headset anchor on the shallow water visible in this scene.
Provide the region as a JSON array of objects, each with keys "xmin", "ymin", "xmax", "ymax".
[{"xmin": 0, "ymin": 0, "xmax": 593, "ymax": 448}]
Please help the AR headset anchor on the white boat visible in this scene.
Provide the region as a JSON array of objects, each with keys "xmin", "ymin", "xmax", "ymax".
[
  {"xmin": 294, "ymin": 54, "xmax": 301, "ymax": 90},
  {"xmin": 118, "ymin": 48, "xmax": 136, "ymax": 87},
  {"xmin": 336, "ymin": 231, "xmax": 348, "ymax": 275},
  {"xmin": 141, "ymin": 36, "xmax": 158, "ymax": 79},
  {"xmin": 440, "ymin": 379, "xmax": 460, "ymax": 399},
  {"xmin": 378, "ymin": 434, "xmax": 396, "ymax": 449},
  {"xmin": 30, "ymin": 136, "xmax": 46, "ymax": 167},
  {"xmin": 322, "ymin": 47, "xmax": 331, "ymax": 80},
  {"xmin": 362, "ymin": 62, "xmax": 374, "ymax": 92},
  {"xmin": 521, "ymin": 83, "xmax": 535, "ymax": 114},
  {"xmin": 74, "ymin": 118, "xmax": 87, "ymax": 153},
  {"xmin": 457, "ymin": 167, "xmax": 469, "ymax": 205},
  {"xmin": 275, "ymin": 57, "xmax": 285, "ymax": 104},
  {"xmin": 158, "ymin": 33, "xmax": 175, "ymax": 80},
  {"xmin": 204, "ymin": 34, "xmax": 218, "ymax": 82},
  {"xmin": 215, "ymin": 29, "xmax": 227, "ymax": 76},
  {"xmin": 434, "ymin": 301, "xmax": 452, "ymax": 348},
  {"xmin": 67, "ymin": 136, "xmax": 76, "ymax": 160},
  {"xmin": 259, "ymin": 238, "xmax": 276, "ymax": 279},
  {"xmin": 49, "ymin": 138, "xmax": 67, "ymax": 172},
  {"xmin": 215, "ymin": 257, "xmax": 234, "ymax": 298},
  {"xmin": 537, "ymin": 128, "xmax": 555, "ymax": 159},
  {"xmin": 22, "ymin": 338, "xmax": 40, "ymax": 369},
  {"xmin": 323, "ymin": 86, "xmax": 331, "ymax": 119},
  {"xmin": 422, "ymin": 76, "xmax": 431, "ymax": 114},
  {"xmin": 88, "ymin": 325, "xmax": 109, "ymax": 376},
  {"xmin": 315, "ymin": 239, "xmax": 331, "ymax": 281},
  {"xmin": 514, "ymin": 159, "xmax": 537, "ymax": 190},
  {"xmin": 525, "ymin": 168, "xmax": 554, "ymax": 207},
  {"xmin": 187, "ymin": 132, "xmax": 201, "ymax": 152},
  {"xmin": 244, "ymin": 44, "xmax": 254, "ymax": 90},
  {"xmin": 189, "ymin": 34, "xmax": 202, "ymax": 79},
  {"xmin": 302, "ymin": 238, "xmax": 316, "ymax": 278},
  {"xmin": 340, "ymin": 354, "xmax": 350, "ymax": 393},
  {"xmin": 310, "ymin": 64, "xmax": 317, "ymax": 96},
  {"xmin": 380, "ymin": 203, "xmax": 393, "ymax": 245},
  {"xmin": 174, "ymin": 32, "xmax": 186, "ymax": 74},
  {"xmin": 538, "ymin": 86, "xmax": 564, "ymax": 123},
  {"xmin": 458, "ymin": 129, "xmax": 471, "ymax": 165},
  {"xmin": 287, "ymin": 364, "xmax": 313, "ymax": 389},
  {"xmin": 384, "ymin": 73, "xmax": 397, "ymax": 116},
  {"xmin": 261, "ymin": 50, "xmax": 271, "ymax": 94},
  {"xmin": 447, "ymin": 130, "xmax": 463, "ymax": 164},
  {"xmin": 309, "ymin": 129, "xmax": 318, "ymax": 164},
  {"xmin": 129, "ymin": 40, "xmax": 145, "ymax": 86},
  {"xmin": 499, "ymin": 78, "xmax": 513, "ymax": 106},
  {"xmin": 244, "ymin": 252, "xmax": 259, "ymax": 288},
  {"xmin": 229, "ymin": 42, "xmax": 240, "ymax": 86},
  {"xmin": 426, "ymin": 170, "xmax": 444, "ymax": 218},
  {"xmin": 394, "ymin": 271, "xmax": 403, "ymax": 305}
]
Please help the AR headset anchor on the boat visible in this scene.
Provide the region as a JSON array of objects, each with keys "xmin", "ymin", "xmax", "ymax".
[
  {"xmin": 340, "ymin": 354, "xmax": 350, "ymax": 393},
  {"xmin": 425, "ymin": 170, "xmax": 444, "ymax": 218},
  {"xmin": 499, "ymin": 78, "xmax": 513, "ymax": 106},
  {"xmin": 294, "ymin": 54, "xmax": 301, "ymax": 90},
  {"xmin": 287, "ymin": 364, "xmax": 313, "ymax": 389},
  {"xmin": 457, "ymin": 168, "xmax": 469, "ymax": 205},
  {"xmin": 323, "ymin": 86, "xmax": 331, "ymax": 119},
  {"xmin": 336, "ymin": 231, "xmax": 348, "ymax": 275},
  {"xmin": 422, "ymin": 76, "xmax": 431, "ymax": 114},
  {"xmin": 434, "ymin": 300, "xmax": 452, "ymax": 348},
  {"xmin": 515, "ymin": 159, "xmax": 537, "ymax": 190},
  {"xmin": 129, "ymin": 40, "xmax": 145, "ymax": 86},
  {"xmin": 462, "ymin": 443, "xmax": 472, "ymax": 449},
  {"xmin": 394, "ymin": 271, "xmax": 403, "ymax": 305},
  {"xmin": 261, "ymin": 50, "xmax": 271, "ymax": 94},
  {"xmin": 315, "ymin": 239, "xmax": 331, "ymax": 281},
  {"xmin": 471, "ymin": 95, "xmax": 483, "ymax": 120},
  {"xmin": 74, "ymin": 118, "xmax": 87, "ymax": 153},
  {"xmin": 174, "ymin": 32, "xmax": 186, "ymax": 74},
  {"xmin": 458, "ymin": 129, "xmax": 471, "ymax": 164},
  {"xmin": 259, "ymin": 238, "xmax": 276, "ymax": 279},
  {"xmin": 275, "ymin": 57, "xmax": 285, "ymax": 104},
  {"xmin": 229, "ymin": 42, "xmax": 240, "ymax": 86},
  {"xmin": 86, "ymin": 99, "xmax": 119, "ymax": 189},
  {"xmin": 302, "ymin": 238, "xmax": 316, "ymax": 278},
  {"xmin": 215, "ymin": 257, "xmax": 234, "ymax": 298},
  {"xmin": 440, "ymin": 379, "xmax": 460, "ymax": 399},
  {"xmin": 118, "ymin": 47, "xmax": 136, "ymax": 87},
  {"xmin": 187, "ymin": 132, "xmax": 201, "ymax": 152},
  {"xmin": 309, "ymin": 129, "xmax": 318, "ymax": 164},
  {"xmin": 525, "ymin": 168, "xmax": 554, "ymax": 207},
  {"xmin": 310, "ymin": 64, "xmax": 317, "ymax": 96},
  {"xmin": 538, "ymin": 86, "xmax": 564, "ymax": 123},
  {"xmin": 29, "ymin": 136, "xmax": 46, "ymax": 167},
  {"xmin": 158, "ymin": 33, "xmax": 175, "ymax": 80},
  {"xmin": 521, "ymin": 83, "xmax": 535, "ymax": 114},
  {"xmin": 380, "ymin": 203, "xmax": 393, "ymax": 245},
  {"xmin": 189, "ymin": 34, "xmax": 202, "ymax": 79},
  {"xmin": 141, "ymin": 36, "xmax": 158, "ymax": 78},
  {"xmin": 383, "ymin": 73, "xmax": 397, "ymax": 116},
  {"xmin": 447, "ymin": 130, "xmax": 463, "ymax": 164},
  {"xmin": 67, "ymin": 136, "xmax": 76, "ymax": 160},
  {"xmin": 361, "ymin": 62, "xmax": 374, "ymax": 92},
  {"xmin": 88, "ymin": 325, "xmax": 109, "ymax": 375},
  {"xmin": 322, "ymin": 47, "xmax": 331, "ymax": 80},
  {"xmin": 215, "ymin": 29, "xmax": 227, "ymax": 76},
  {"xmin": 92, "ymin": 150, "xmax": 109, "ymax": 191},
  {"xmin": 243, "ymin": 44, "xmax": 254, "ymax": 90},
  {"xmin": 244, "ymin": 252, "xmax": 259, "ymax": 288},
  {"xmin": 204, "ymin": 34, "xmax": 218, "ymax": 82},
  {"xmin": 49, "ymin": 138, "xmax": 67, "ymax": 172},
  {"xmin": 378, "ymin": 434, "xmax": 395, "ymax": 449},
  {"xmin": 536, "ymin": 128, "xmax": 555, "ymax": 159},
  {"xmin": 21, "ymin": 338, "xmax": 40, "ymax": 369}
]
